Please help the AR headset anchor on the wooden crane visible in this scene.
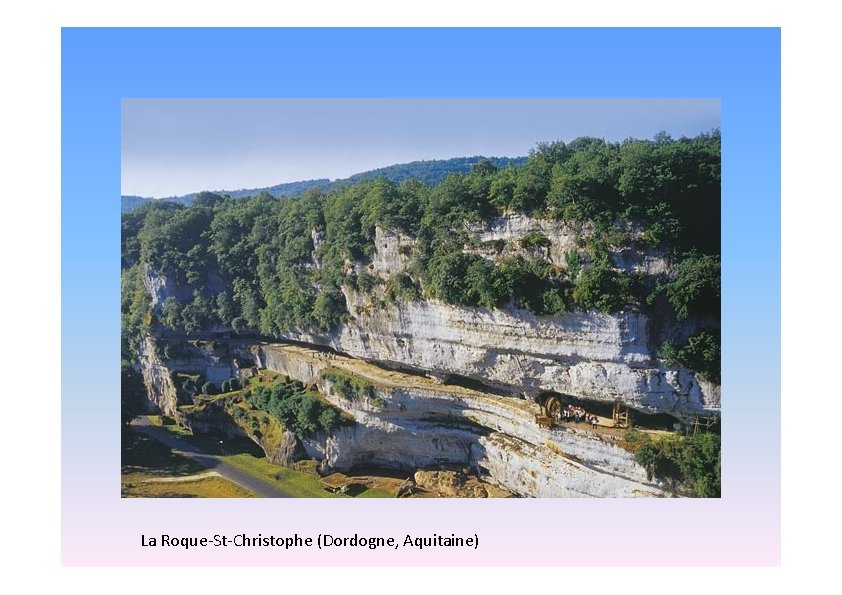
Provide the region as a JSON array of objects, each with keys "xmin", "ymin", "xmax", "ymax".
[{"xmin": 612, "ymin": 400, "xmax": 631, "ymax": 429}]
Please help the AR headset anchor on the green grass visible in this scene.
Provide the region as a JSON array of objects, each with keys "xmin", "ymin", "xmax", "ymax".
[
  {"xmin": 121, "ymin": 428, "xmax": 254, "ymax": 498},
  {"xmin": 229, "ymin": 455, "xmax": 334, "ymax": 498},
  {"xmin": 123, "ymin": 475, "xmax": 255, "ymax": 498},
  {"xmin": 154, "ymin": 421, "xmax": 391, "ymax": 498},
  {"xmin": 122, "ymin": 428, "xmax": 205, "ymax": 478}
]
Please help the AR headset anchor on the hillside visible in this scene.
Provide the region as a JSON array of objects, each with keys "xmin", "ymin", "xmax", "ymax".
[
  {"xmin": 122, "ymin": 133, "xmax": 721, "ymax": 497},
  {"xmin": 121, "ymin": 156, "xmax": 527, "ymax": 212}
]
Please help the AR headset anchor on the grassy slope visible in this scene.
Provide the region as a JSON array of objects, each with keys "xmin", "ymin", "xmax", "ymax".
[
  {"xmin": 121, "ymin": 428, "xmax": 254, "ymax": 498},
  {"xmin": 148, "ymin": 416, "xmax": 392, "ymax": 498}
]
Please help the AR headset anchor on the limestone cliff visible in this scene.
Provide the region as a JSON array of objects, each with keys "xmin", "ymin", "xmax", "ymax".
[
  {"xmin": 252, "ymin": 343, "xmax": 664, "ymax": 498},
  {"xmin": 140, "ymin": 216, "xmax": 720, "ymax": 417},
  {"xmin": 137, "ymin": 336, "xmax": 179, "ymax": 415},
  {"xmin": 133, "ymin": 213, "xmax": 718, "ymax": 497},
  {"xmin": 278, "ymin": 221, "xmax": 719, "ymax": 417}
]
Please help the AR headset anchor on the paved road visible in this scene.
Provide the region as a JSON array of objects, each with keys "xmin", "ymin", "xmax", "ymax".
[{"xmin": 130, "ymin": 416, "xmax": 291, "ymax": 498}]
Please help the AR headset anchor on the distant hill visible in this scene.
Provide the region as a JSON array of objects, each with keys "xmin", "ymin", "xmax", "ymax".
[{"xmin": 121, "ymin": 156, "xmax": 526, "ymax": 212}]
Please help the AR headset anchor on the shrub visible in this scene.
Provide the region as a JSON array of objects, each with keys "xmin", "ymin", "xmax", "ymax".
[
  {"xmin": 564, "ymin": 250, "xmax": 581, "ymax": 280},
  {"xmin": 572, "ymin": 258, "xmax": 628, "ymax": 313},
  {"xmin": 679, "ymin": 331, "xmax": 721, "ymax": 383},
  {"xmin": 659, "ymin": 252, "xmax": 720, "ymax": 320},
  {"xmin": 312, "ymin": 289, "xmax": 346, "ymax": 332},
  {"xmin": 658, "ymin": 340, "xmax": 681, "ymax": 366},
  {"xmin": 659, "ymin": 330, "xmax": 720, "ymax": 384},
  {"xmin": 520, "ymin": 231, "xmax": 551, "ymax": 251},
  {"xmin": 318, "ymin": 407, "xmax": 340, "ymax": 432},
  {"xmin": 631, "ymin": 432, "xmax": 720, "ymax": 497},
  {"xmin": 321, "ymin": 369, "xmax": 374, "ymax": 401},
  {"xmin": 356, "ymin": 271, "xmax": 378, "ymax": 293},
  {"xmin": 385, "ymin": 273, "xmax": 420, "ymax": 302}
]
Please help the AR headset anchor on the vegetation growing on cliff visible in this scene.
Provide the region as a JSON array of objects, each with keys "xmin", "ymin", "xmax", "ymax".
[
  {"xmin": 320, "ymin": 368, "xmax": 385, "ymax": 408},
  {"xmin": 658, "ymin": 329, "xmax": 721, "ymax": 384},
  {"xmin": 122, "ymin": 132, "xmax": 720, "ymax": 380},
  {"xmin": 243, "ymin": 378, "xmax": 344, "ymax": 437},
  {"xmin": 120, "ymin": 265, "xmax": 151, "ymax": 362},
  {"xmin": 623, "ymin": 429, "xmax": 721, "ymax": 497}
]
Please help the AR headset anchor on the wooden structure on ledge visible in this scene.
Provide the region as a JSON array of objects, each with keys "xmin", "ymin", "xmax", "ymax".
[{"xmin": 612, "ymin": 400, "xmax": 631, "ymax": 429}]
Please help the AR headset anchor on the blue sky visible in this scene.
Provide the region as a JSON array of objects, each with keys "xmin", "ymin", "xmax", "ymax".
[{"xmin": 121, "ymin": 98, "xmax": 719, "ymax": 198}]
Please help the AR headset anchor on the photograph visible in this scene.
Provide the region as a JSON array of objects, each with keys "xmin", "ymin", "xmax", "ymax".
[{"xmin": 120, "ymin": 98, "xmax": 722, "ymax": 499}]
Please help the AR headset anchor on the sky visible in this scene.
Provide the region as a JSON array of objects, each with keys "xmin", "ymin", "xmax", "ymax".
[{"xmin": 121, "ymin": 98, "xmax": 720, "ymax": 198}]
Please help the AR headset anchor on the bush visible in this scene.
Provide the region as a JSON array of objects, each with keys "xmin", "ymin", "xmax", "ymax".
[
  {"xmin": 425, "ymin": 249, "xmax": 474, "ymax": 304},
  {"xmin": 571, "ymin": 258, "xmax": 628, "ymax": 313},
  {"xmin": 632, "ymin": 432, "xmax": 720, "ymax": 497},
  {"xmin": 312, "ymin": 289, "xmax": 346, "ymax": 332},
  {"xmin": 679, "ymin": 331, "xmax": 721, "ymax": 383},
  {"xmin": 242, "ymin": 377, "xmax": 347, "ymax": 438},
  {"xmin": 659, "ymin": 330, "xmax": 720, "ymax": 384},
  {"xmin": 658, "ymin": 340, "xmax": 681, "ymax": 366},
  {"xmin": 385, "ymin": 273, "xmax": 420, "ymax": 302},
  {"xmin": 318, "ymin": 407, "xmax": 340, "ymax": 432},
  {"xmin": 659, "ymin": 252, "xmax": 720, "ymax": 320},
  {"xmin": 321, "ymin": 369, "xmax": 374, "ymax": 401},
  {"xmin": 356, "ymin": 271, "xmax": 378, "ymax": 293},
  {"xmin": 564, "ymin": 250, "xmax": 581, "ymax": 280},
  {"xmin": 520, "ymin": 231, "xmax": 551, "ymax": 251}
]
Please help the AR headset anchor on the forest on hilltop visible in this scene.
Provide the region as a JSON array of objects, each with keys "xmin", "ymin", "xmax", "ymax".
[
  {"xmin": 122, "ymin": 132, "xmax": 721, "ymax": 381},
  {"xmin": 121, "ymin": 156, "xmax": 528, "ymax": 212}
]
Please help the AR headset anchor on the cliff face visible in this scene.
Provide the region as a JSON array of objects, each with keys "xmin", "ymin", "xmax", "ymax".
[
  {"xmin": 467, "ymin": 214, "xmax": 670, "ymax": 276},
  {"xmin": 137, "ymin": 336, "xmax": 179, "ymax": 415},
  {"xmin": 134, "ymin": 214, "xmax": 718, "ymax": 497},
  {"xmin": 289, "ymin": 290, "xmax": 716, "ymax": 415},
  {"xmin": 253, "ymin": 343, "xmax": 664, "ymax": 498},
  {"xmin": 280, "ymin": 221, "xmax": 719, "ymax": 416},
  {"xmin": 141, "ymin": 216, "xmax": 720, "ymax": 417}
]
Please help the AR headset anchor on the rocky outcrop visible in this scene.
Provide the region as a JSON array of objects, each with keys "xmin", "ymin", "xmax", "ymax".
[
  {"xmin": 141, "ymin": 215, "xmax": 719, "ymax": 417},
  {"xmin": 137, "ymin": 336, "xmax": 178, "ymax": 415},
  {"xmin": 269, "ymin": 218, "xmax": 718, "ymax": 417},
  {"xmin": 284, "ymin": 292, "xmax": 717, "ymax": 415},
  {"xmin": 134, "ymin": 213, "xmax": 718, "ymax": 497},
  {"xmin": 466, "ymin": 214, "xmax": 671, "ymax": 275},
  {"xmin": 413, "ymin": 470, "xmax": 511, "ymax": 498},
  {"xmin": 252, "ymin": 343, "xmax": 666, "ymax": 498},
  {"xmin": 265, "ymin": 429, "xmax": 307, "ymax": 466}
]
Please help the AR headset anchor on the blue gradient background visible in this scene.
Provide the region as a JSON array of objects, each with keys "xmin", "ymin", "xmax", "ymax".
[{"xmin": 62, "ymin": 28, "xmax": 780, "ymax": 565}]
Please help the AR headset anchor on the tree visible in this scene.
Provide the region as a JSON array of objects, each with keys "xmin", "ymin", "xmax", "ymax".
[
  {"xmin": 121, "ymin": 361, "xmax": 147, "ymax": 424},
  {"xmin": 215, "ymin": 291, "xmax": 236, "ymax": 326},
  {"xmin": 572, "ymin": 258, "xmax": 627, "ymax": 313},
  {"xmin": 160, "ymin": 297, "xmax": 183, "ymax": 330},
  {"xmin": 662, "ymin": 253, "xmax": 720, "ymax": 320},
  {"xmin": 312, "ymin": 288, "xmax": 346, "ymax": 331},
  {"xmin": 425, "ymin": 249, "xmax": 473, "ymax": 304}
]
